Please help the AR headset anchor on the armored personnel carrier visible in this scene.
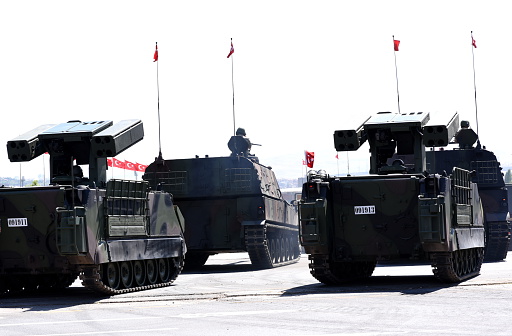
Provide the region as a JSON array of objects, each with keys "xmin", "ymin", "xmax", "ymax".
[
  {"xmin": 426, "ymin": 121, "xmax": 510, "ymax": 261},
  {"xmin": 299, "ymin": 112, "xmax": 485, "ymax": 284},
  {"xmin": 0, "ymin": 120, "xmax": 186, "ymax": 295},
  {"xmin": 143, "ymin": 128, "xmax": 300, "ymax": 268}
]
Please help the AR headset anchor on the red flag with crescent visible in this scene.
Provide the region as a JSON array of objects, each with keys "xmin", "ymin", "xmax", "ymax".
[
  {"xmin": 153, "ymin": 43, "xmax": 158, "ymax": 62},
  {"xmin": 136, "ymin": 163, "xmax": 148, "ymax": 172},
  {"xmin": 305, "ymin": 151, "xmax": 315, "ymax": 168},
  {"xmin": 227, "ymin": 40, "xmax": 234, "ymax": 58},
  {"xmin": 112, "ymin": 157, "xmax": 125, "ymax": 169},
  {"xmin": 393, "ymin": 39, "xmax": 400, "ymax": 51},
  {"xmin": 125, "ymin": 160, "xmax": 137, "ymax": 171}
]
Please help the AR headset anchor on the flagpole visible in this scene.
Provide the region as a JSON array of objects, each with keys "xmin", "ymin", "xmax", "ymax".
[
  {"xmin": 471, "ymin": 31, "xmax": 479, "ymax": 138},
  {"xmin": 230, "ymin": 38, "xmax": 236, "ymax": 136},
  {"xmin": 336, "ymin": 153, "xmax": 339, "ymax": 176},
  {"xmin": 393, "ymin": 35, "xmax": 401, "ymax": 114},
  {"xmin": 346, "ymin": 152, "xmax": 350, "ymax": 176},
  {"xmin": 155, "ymin": 42, "xmax": 162, "ymax": 158}
]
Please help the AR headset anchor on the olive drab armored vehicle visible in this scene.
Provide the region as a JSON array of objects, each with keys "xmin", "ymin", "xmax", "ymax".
[
  {"xmin": 426, "ymin": 121, "xmax": 510, "ymax": 261},
  {"xmin": 299, "ymin": 112, "xmax": 485, "ymax": 285},
  {"xmin": 0, "ymin": 120, "xmax": 186, "ymax": 295},
  {"xmin": 143, "ymin": 129, "xmax": 300, "ymax": 268}
]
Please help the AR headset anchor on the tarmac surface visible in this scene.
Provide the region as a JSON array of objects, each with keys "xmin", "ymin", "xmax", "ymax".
[{"xmin": 1, "ymin": 252, "xmax": 511, "ymax": 335}]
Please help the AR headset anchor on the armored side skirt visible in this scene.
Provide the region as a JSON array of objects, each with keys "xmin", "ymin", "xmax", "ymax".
[{"xmin": 95, "ymin": 236, "xmax": 185, "ymax": 264}]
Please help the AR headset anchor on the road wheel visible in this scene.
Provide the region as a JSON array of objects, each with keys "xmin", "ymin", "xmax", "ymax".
[
  {"xmin": 146, "ymin": 260, "xmax": 158, "ymax": 284},
  {"xmin": 133, "ymin": 261, "xmax": 146, "ymax": 286},
  {"xmin": 158, "ymin": 258, "xmax": 170, "ymax": 282},
  {"xmin": 104, "ymin": 263, "xmax": 121, "ymax": 289}
]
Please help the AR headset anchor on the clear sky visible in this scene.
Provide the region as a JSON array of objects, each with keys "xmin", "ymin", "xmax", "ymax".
[{"xmin": 1, "ymin": 1, "xmax": 511, "ymax": 181}]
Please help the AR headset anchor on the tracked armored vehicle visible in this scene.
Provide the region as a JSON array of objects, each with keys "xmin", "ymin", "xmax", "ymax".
[
  {"xmin": 0, "ymin": 120, "xmax": 186, "ymax": 295},
  {"xmin": 143, "ymin": 129, "xmax": 300, "ymax": 268},
  {"xmin": 426, "ymin": 121, "xmax": 510, "ymax": 261},
  {"xmin": 299, "ymin": 112, "xmax": 485, "ymax": 284}
]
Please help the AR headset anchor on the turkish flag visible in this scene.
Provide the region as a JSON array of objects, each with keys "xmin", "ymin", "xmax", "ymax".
[
  {"xmin": 107, "ymin": 158, "xmax": 113, "ymax": 167},
  {"xmin": 153, "ymin": 43, "xmax": 158, "ymax": 62},
  {"xmin": 393, "ymin": 39, "xmax": 400, "ymax": 51},
  {"xmin": 112, "ymin": 157, "xmax": 125, "ymax": 169},
  {"xmin": 305, "ymin": 151, "xmax": 315, "ymax": 168},
  {"xmin": 227, "ymin": 40, "xmax": 234, "ymax": 58},
  {"xmin": 136, "ymin": 163, "xmax": 148, "ymax": 172},
  {"xmin": 125, "ymin": 160, "xmax": 137, "ymax": 171}
]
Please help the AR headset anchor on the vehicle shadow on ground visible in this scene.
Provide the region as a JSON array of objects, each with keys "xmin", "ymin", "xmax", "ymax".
[
  {"xmin": 282, "ymin": 274, "xmax": 456, "ymax": 296},
  {"xmin": 0, "ymin": 286, "xmax": 116, "ymax": 311},
  {"xmin": 182, "ymin": 262, "xmax": 259, "ymax": 274}
]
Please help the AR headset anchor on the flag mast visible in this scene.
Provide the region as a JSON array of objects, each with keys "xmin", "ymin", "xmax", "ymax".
[
  {"xmin": 227, "ymin": 38, "xmax": 235, "ymax": 135},
  {"xmin": 153, "ymin": 42, "xmax": 162, "ymax": 158},
  {"xmin": 392, "ymin": 36, "xmax": 401, "ymax": 113},
  {"xmin": 470, "ymin": 31, "xmax": 480, "ymax": 139}
]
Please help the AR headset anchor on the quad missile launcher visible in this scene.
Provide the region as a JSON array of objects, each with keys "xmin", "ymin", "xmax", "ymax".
[
  {"xmin": 299, "ymin": 112, "xmax": 485, "ymax": 284},
  {"xmin": 143, "ymin": 129, "xmax": 300, "ymax": 268},
  {"xmin": 0, "ymin": 120, "xmax": 186, "ymax": 295},
  {"xmin": 426, "ymin": 121, "xmax": 510, "ymax": 261}
]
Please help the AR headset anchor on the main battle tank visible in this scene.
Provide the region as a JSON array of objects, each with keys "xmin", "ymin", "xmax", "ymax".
[
  {"xmin": 425, "ymin": 121, "xmax": 510, "ymax": 261},
  {"xmin": 299, "ymin": 112, "xmax": 485, "ymax": 284},
  {"xmin": 143, "ymin": 128, "xmax": 300, "ymax": 268},
  {"xmin": 0, "ymin": 120, "xmax": 186, "ymax": 295}
]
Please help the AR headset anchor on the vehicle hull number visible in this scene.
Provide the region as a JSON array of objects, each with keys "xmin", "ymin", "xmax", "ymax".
[
  {"xmin": 8, "ymin": 218, "xmax": 28, "ymax": 227},
  {"xmin": 354, "ymin": 205, "xmax": 376, "ymax": 215}
]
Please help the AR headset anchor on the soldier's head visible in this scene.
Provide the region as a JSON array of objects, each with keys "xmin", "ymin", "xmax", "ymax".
[{"xmin": 235, "ymin": 128, "xmax": 246, "ymax": 136}]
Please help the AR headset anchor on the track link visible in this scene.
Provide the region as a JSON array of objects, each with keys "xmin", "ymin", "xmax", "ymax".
[
  {"xmin": 308, "ymin": 255, "xmax": 341, "ymax": 285},
  {"xmin": 308, "ymin": 255, "xmax": 376, "ymax": 285},
  {"xmin": 432, "ymin": 247, "xmax": 484, "ymax": 282},
  {"xmin": 245, "ymin": 224, "xmax": 300, "ymax": 269},
  {"xmin": 484, "ymin": 221, "xmax": 511, "ymax": 262},
  {"xmin": 80, "ymin": 258, "xmax": 183, "ymax": 295}
]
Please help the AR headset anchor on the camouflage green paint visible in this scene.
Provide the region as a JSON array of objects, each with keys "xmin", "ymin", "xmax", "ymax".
[
  {"xmin": 0, "ymin": 186, "xmax": 73, "ymax": 274},
  {"xmin": 144, "ymin": 152, "xmax": 298, "ymax": 257},
  {"xmin": 1, "ymin": 120, "xmax": 186, "ymax": 293},
  {"xmin": 300, "ymin": 112, "xmax": 485, "ymax": 271}
]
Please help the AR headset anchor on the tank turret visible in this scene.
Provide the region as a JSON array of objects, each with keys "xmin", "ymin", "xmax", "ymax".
[{"xmin": 300, "ymin": 111, "xmax": 485, "ymax": 285}]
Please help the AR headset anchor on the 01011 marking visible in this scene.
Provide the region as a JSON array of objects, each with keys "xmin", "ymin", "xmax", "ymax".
[{"xmin": 8, "ymin": 218, "xmax": 28, "ymax": 227}]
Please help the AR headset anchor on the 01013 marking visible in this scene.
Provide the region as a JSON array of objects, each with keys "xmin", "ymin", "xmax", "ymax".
[{"xmin": 354, "ymin": 205, "xmax": 375, "ymax": 215}]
